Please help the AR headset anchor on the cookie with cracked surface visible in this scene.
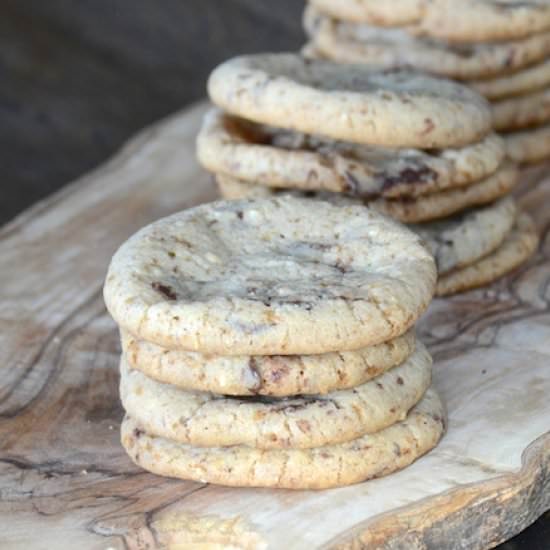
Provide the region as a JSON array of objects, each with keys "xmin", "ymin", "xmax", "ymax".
[
  {"xmin": 104, "ymin": 196, "xmax": 436, "ymax": 355},
  {"xmin": 304, "ymin": 6, "xmax": 550, "ymax": 80},
  {"xmin": 470, "ymin": 59, "xmax": 550, "ymax": 100},
  {"xmin": 417, "ymin": 0, "xmax": 550, "ymax": 44},
  {"xmin": 216, "ymin": 162, "xmax": 518, "ymax": 223},
  {"xmin": 492, "ymin": 87, "xmax": 550, "ymax": 131},
  {"xmin": 121, "ymin": 387, "xmax": 445, "ymax": 489},
  {"xmin": 412, "ymin": 197, "xmax": 517, "ymax": 274},
  {"xmin": 307, "ymin": 0, "xmax": 426, "ymax": 26},
  {"xmin": 436, "ymin": 213, "xmax": 538, "ymax": 296},
  {"xmin": 207, "ymin": 53, "xmax": 491, "ymax": 148},
  {"xmin": 197, "ymin": 108, "xmax": 504, "ymax": 200},
  {"xmin": 120, "ymin": 342, "xmax": 432, "ymax": 449},
  {"xmin": 504, "ymin": 124, "xmax": 550, "ymax": 164},
  {"xmin": 121, "ymin": 329, "xmax": 416, "ymax": 397},
  {"xmin": 360, "ymin": 162, "xmax": 518, "ymax": 223},
  {"xmin": 214, "ymin": 179, "xmax": 517, "ymax": 273}
]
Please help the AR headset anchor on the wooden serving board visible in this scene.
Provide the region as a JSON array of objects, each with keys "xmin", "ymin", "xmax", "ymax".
[{"xmin": 1, "ymin": 102, "xmax": 549, "ymax": 550}]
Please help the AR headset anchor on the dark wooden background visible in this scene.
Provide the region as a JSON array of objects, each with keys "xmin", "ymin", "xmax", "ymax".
[
  {"xmin": 1, "ymin": 1, "xmax": 548, "ymax": 547},
  {"xmin": 1, "ymin": 0, "xmax": 304, "ymax": 223}
]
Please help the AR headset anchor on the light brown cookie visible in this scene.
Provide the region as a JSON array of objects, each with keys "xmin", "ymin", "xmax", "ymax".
[
  {"xmin": 207, "ymin": 53, "xmax": 492, "ymax": 148},
  {"xmin": 504, "ymin": 124, "xmax": 550, "ymax": 165},
  {"xmin": 121, "ymin": 387, "xmax": 445, "ymax": 489},
  {"xmin": 104, "ymin": 196, "xmax": 437, "ymax": 355},
  {"xmin": 302, "ymin": 41, "xmax": 324, "ymax": 60},
  {"xmin": 470, "ymin": 59, "xmax": 550, "ymax": 100},
  {"xmin": 120, "ymin": 342, "xmax": 432, "ymax": 449},
  {"xmin": 216, "ymin": 162, "xmax": 519, "ymax": 223},
  {"xmin": 121, "ymin": 328, "xmax": 416, "ymax": 397},
  {"xmin": 216, "ymin": 175, "xmax": 276, "ymax": 200},
  {"xmin": 492, "ymin": 88, "xmax": 550, "ymax": 131},
  {"xmin": 197, "ymin": 108, "xmax": 504, "ymax": 200},
  {"xmin": 436, "ymin": 213, "xmax": 538, "ymax": 296},
  {"xmin": 375, "ymin": 162, "xmax": 518, "ymax": 223},
  {"xmin": 308, "ymin": 0, "xmax": 426, "ymax": 26},
  {"xmin": 417, "ymin": 0, "xmax": 550, "ymax": 44},
  {"xmin": 412, "ymin": 197, "xmax": 517, "ymax": 274},
  {"xmin": 304, "ymin": 6, "xmax": 550, "ymax": 80},
  {"xmin": 214, "ymin": 179, "xmax": 517, "ymax": 274}
]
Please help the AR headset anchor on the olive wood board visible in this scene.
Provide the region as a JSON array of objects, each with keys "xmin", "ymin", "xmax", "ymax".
[{"xmin": 1, "ymin": 101, "xmax": 549, "ymax": 550}]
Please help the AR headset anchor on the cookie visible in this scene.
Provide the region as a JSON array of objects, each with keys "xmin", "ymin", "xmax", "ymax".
[
  {"xmin": 216, "ymin": 175, "xmax": 276, "ymax": 199},
  {"xmin": 104, "ymin": 196, "xmax": 437, "ymax": 355},
  {"xmin": 470, "ymin": 59, "xmax": 550, "ymax": 100},
  {"xmin": 304, "ymin": 6, "xmax": 550, "ymax": 80},
  {"xmin": 370, "ymin": 162, "xmax": 518, "ymax": 223},
  {"xmin": 121, "ymin": 328, "xmax": 416, "ymax": 397},
  {"xmin": 504, "ymin": 124, "xmax": 550, "ymax": 164},
  {"xmin": 307, "ymin": 0, "xmax": 426, "ymax": 26},
  {"xmin": 412, "ymin": 197, "xmax": 517, "ymax": 274},
  {"xmin": 197, "ymin": 108, "xmax": 505, "ymax": 200},
  {"xmin": 436, "ymin": 213, "xmax": 538, "ymax": 296},
  {"xmin": 121, "ymin": 387, "xmax": 445, "ymax": 489},
  {"xmin": 216, "ymin": 161, "xmax": 519, "ymax": 223},
  {"xmin": 215, "ymin": 179, "xmax": 518, "ymax": 271},
  {"xmin": 418, "ymin": 0, "xmax": 550, "ymax": 44},
  {"xmin": 207, "ymin": 53, "xmax": 492, "ymax": 148},
  {"xmin": 120, "ymin": 342, "xmax": 432, "ymax": 449},
  {"xmin": 492, "ymin": 88, "xmax": 550, "ymax": 131},
  {"xmin": 301, "ymin": 41, "xmax": 324, "ymax": 60}
]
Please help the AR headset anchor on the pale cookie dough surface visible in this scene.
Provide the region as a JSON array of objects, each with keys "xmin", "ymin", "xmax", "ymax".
[
  {"xmin": 470, "ymin": 59, "xmax": 550, "ymax": 100},
  {"xmin": 216, "ymin": 162, "xmax": 519, "ymax": 223},
  {"xmin": 121, "ymin": 329, "xmax": 416, "ymax": 397},
  {"xmin": 308, "ymin": 0, "xmax": 426, "ymax": 26},
  {"xmin": 412, "ymin": 197, "xmax": 517, "ymax": 274},
  {"xmin": 214, "ymin": 179, "xmax": 517, "ymax": 274},
  {"xmin": 504, "ymin": 124, "xmax": 550, "ymax": 164},
  {"xmin": 207, "ymin": 53, "xmax": 492, "ymax": 148},
  {"xmin": 492, "ymin": 87, "xmax": 550, "ymax": 131},
  {"xmin": 304, "ymin": 6, "xmax": 550, "ymax": 80},
  {"xmin": 104, "ymin": 196, "xmax": 437, "ymax": 355},
  {"xmin": 198, "ymin": 109, "xmax": 504, "ymax": 200},
  {"xmin": 417, "ymin": 0, "xmax": 550, "ymax": 44},
  {"xmin": 121, "ymin": 387, "xmax": 445, "ymax": 489},
  {"xmin": 436, "ymin": 213, "xmax": 538, "ymax": 296},
  {"xmin": 120, "ymin": 342, "xmax": 432, "ymax": 449}
]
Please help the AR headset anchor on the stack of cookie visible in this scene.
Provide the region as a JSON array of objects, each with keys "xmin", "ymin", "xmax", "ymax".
[
  {"xmin": 199, "ymin": 53, "xmax": 538, "ymax": 295},
  {"xmin": 303, "ymin": 0, "xmax": 550, "ymax": 166},
  {"xmin": 104, "ymin": 196, "xmax": 446, "ymax": 489}
]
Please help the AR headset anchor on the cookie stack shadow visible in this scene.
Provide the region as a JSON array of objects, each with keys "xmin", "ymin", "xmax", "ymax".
[
  {"xmin": 303, "ymin": 0, "xmax": 550, "ymax": 167},
  {"xmin": 199, "ymin": 53, "xmax": 538, "ymax": 296},
  {"xmin": 104, "ymin": 197, "xmax": 445, "ymax": 489}
]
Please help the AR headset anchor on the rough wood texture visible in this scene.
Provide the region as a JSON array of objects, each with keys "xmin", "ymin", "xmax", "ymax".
[{"xmin": 1, "ymin": 103, "xmax": 549, "ymax": 549}]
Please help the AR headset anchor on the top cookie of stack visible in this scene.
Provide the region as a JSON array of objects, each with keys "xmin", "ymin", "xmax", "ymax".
[
  {"xmin": 200, "ymin": 53, "xmax": 538, "ymax": 295},
  {"xmin": 206, "ymin": 52, "xmax": 491, "ymax": 149},
  {"xmin": 304, "ymin": 0, "xmax": 550, "ymax": 165},
  {"xmin": 105, "ymin": 196, "xmax": 437, "ymax": 355}
]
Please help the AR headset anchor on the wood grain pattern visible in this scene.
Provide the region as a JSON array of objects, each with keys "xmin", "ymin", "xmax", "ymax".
[{"xmin": 1, "ymin": 102, "xmax": 549, "ymax": 549}]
